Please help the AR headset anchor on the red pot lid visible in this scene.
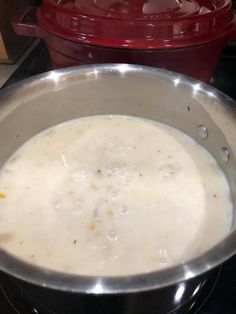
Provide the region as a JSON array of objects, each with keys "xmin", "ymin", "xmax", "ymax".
[{"xmin": 38, "ymin": 0, "xmax": 235, "ymax": 49}]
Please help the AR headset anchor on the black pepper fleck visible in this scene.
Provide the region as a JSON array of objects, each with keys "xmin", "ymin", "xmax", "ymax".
[
  {"xmin": 187, "ymin": 106, "xmax": 190, "ymax": 112},
  {"xmin": 73, "ymin": 240, "xmax": 77, "ymax": 244}
]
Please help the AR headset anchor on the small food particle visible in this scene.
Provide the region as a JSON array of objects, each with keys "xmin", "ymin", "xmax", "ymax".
[
  {"xmin": 139, "ymin": 173, "xmax": 143, "ymax": 177},
  {"xmin": 187, "ymin": 106, "xmax": 191, "ymax": 112},
  {"xmin": 73, "ymin": 240, "xmax": 77, "ymax": 244},
  {"xmin": 93, "ymin": 208, "xmax": 103, "ymax": 222},
  {"xmin": 106, "ymin": 209, "xmax": 113, "ymax": 217},
  {"xmin": 91, "ymin": 183, "xmax": 98, "ymax": 191},
  {"xmin": 0, "ymin": 193, "xmax": 6, "ymax": 199},
  {"xmin": 88, "ymin": 223, "xmax": 96, "ymax": 231},
  {"xmin": 213, "ymin": 194, "xmax": 217, "ymax": 198},
  {"xmin": 61, "ymin": 153, "xmax": 68, "ymax": 167},
  {"xmin": 96, "ymin": 169, "xmax": 102, "ymax": 177}
]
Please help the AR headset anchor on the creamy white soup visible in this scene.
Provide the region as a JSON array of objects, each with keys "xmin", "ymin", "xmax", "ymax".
[{"xmin": 0, "ymin": 115, "xmax": 232, "ymax": 276}]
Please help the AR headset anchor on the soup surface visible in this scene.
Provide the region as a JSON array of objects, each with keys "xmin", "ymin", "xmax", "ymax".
[{"xmin": 0, "ymin": 115, "xmax": 232, "ymax": 276}]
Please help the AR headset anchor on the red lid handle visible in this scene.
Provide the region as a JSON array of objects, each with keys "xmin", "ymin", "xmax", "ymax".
[{"xmin": 12, "ymin": 6, "xmax": 42, "ymax": 38}]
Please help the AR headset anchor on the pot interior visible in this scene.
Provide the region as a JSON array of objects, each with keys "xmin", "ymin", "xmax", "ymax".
[{"xmin": 0, "ymin": 64, "xmax": 235, "ymax": 291}]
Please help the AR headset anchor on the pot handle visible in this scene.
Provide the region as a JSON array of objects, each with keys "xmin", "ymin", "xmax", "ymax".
[
  {"xmin": 229, "ymin": 11, "xmax": 236, "ymax": 41},
  {"xmin": 12, "ymin": 6, "xmax": 42, "ymax": 38}
]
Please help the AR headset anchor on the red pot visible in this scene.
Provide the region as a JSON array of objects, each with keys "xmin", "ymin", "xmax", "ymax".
[{"xmin": 12, "ymin": 0, "xmax": 236, "ymax": 83}]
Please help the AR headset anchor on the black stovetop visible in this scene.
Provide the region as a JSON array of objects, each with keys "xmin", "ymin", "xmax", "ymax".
[{"xmin": 0, "ymin": 41, "xmax": 236, "ymax": 314}]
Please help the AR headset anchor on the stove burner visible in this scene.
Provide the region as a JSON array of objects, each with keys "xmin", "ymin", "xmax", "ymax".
[
  {"xmin": 0, "ymin": 267, "xmax": 221, "ymax": 314},
  {"xmin": 0, "ymin": 271, "xmax": 54, "ymax": 314}
]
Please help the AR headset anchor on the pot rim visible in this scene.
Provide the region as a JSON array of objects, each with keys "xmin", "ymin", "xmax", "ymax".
[{"xmin": 0, "ymin": 63, "xmax": 235, "ymax": 294}]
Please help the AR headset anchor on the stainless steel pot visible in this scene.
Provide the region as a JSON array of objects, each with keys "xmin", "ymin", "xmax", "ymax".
[{"xmin": 0, "ymin": 64, "xmax": 235, "ymax": 313}]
